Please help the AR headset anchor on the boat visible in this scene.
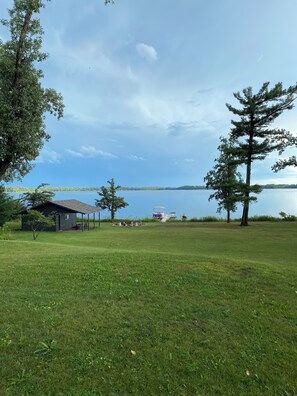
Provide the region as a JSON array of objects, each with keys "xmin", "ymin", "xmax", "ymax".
[
  {"xmin": 169, "ymin": 211, "xmax": 177, "ymax": 219},
  {"xmin": 152, "ymin": 206, "xmax": 165, "ymax": 219}
]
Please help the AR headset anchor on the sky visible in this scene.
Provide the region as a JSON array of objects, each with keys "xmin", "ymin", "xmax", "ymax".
[{"xmin": 1, "ymin": 0, "xmax": 297, "ymax": 188}]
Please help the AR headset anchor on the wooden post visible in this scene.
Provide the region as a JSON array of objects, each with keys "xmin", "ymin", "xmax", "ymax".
[{"xmin": 82, "ymin": 214, "xmax": 84, "ymax": 232}]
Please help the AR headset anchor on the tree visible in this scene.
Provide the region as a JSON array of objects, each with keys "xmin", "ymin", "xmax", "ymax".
[
  {"xmin": 0, "ymin": 184, "xmax": 20, "ymax": 226},
  {"xmin": 95, "ymin": 178, "xmax": 128, "ymax": 220},
  {"xmin": 204, "ymin": 137, "xmax": 245, "ymax": 223},
  {"xmin": 24, "ymin": 209, "xmax": 54, "ymax": 240},
  {"xmin": 272, "ymin": 155, "xmax": 297, "ymax": 172},
  {"xmin": 226, "ymin": 82, "xmax": 297, "ymax": 226},
  {"xmin": 0, "ymin": 0, "xmax": 64, "ymax": 182},
  {"xmin": 0, "ymin": 0, "xmax": 116, "ymax": 182},
  {"xmin": 20, "ymin": 183, "xmax": 55, "ymax": 208}
]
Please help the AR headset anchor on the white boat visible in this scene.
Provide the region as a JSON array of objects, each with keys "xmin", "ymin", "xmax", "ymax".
[{"xmin": 152, "ymin": 206, "xmax": 165, "ymax": 219}]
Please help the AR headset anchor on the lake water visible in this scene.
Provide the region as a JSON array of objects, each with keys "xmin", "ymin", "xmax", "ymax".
[{"xmin": 15, "ymin": 189, "xmax": 297, "ymax": 220}]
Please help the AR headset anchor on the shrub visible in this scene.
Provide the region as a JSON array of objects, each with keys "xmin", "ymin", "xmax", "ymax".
[
  {"xmin": 279, "ymin": 211, "xmax": 297, "ymax": 221},
  {"xmin": 0, "ymin": 224, "xmax": 12, "ymax": 240},
  {"xmin": 249, "ymin": 215, "xmax": 280, "ymax": 222}
]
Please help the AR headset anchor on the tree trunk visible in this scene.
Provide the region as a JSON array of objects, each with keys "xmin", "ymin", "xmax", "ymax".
[
  {"xmin": 241, "ymin": 117, "xmax": 254, "ymax": 226},
  {"xmin": 0, "ymin": 160, "xmax": 11, "ymax": 181},
  {"xmin": 227, "ymin": 209, "xmax": 230, "ymax": 223}
]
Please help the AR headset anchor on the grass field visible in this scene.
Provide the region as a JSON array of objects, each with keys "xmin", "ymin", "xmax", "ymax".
[{"xmin": 0, "ymin": 221, "xmax": 296, "ymax": 395}]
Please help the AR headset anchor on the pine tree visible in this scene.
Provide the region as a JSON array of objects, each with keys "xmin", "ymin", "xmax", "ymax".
[
  {"xmin": 20, "ymin": 183, "xmax": 55, "ymax": 208},
  {"xmin": 204, "ymin": 137, "xmax": 244, "ymax": 223},
  {"xmin": 272, "ymin": 155, "xmax": 297, "ymax": 172},
  {"xmin": 226, "ymin": 82, "xmax": 297, "ymax": 226},
  {"xmin": 0, "ymin": 185, "xmax": 20, "ymax": 226},
  {"xmin": 95, "ymin": 178, "xmax": 128, "ymax": 220}
]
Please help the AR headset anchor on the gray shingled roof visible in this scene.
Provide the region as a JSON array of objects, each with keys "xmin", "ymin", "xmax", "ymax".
[{"xmin": 51, "ymin": 199, "xmax": 102, "ymax": 214}]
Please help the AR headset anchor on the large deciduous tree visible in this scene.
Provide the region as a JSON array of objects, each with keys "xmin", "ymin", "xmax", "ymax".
[
  {"xmin": 95, "ymin": 178, "xmax": 128, "ymax": 220},
  {"xmin": 226, "ymin": 82, "xmax": 297, "ymax": 226},
  {"xmin": 0, "ymin": 0, "xmax": 64, "ymax": 182},
  {"xmin": 204, "ymin": 137, "xmax": 246, "ymax": 223}
]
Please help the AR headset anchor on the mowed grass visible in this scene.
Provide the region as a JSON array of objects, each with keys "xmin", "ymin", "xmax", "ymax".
[{"xmin": 0, "ymin": 222, "xmax": 296, "ymax": 395}]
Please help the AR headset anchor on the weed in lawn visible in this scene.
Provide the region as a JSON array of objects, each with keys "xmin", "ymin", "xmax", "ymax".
[{"xmin": 34, "ymin": 339, "xmax": 57, "ymax": 356}]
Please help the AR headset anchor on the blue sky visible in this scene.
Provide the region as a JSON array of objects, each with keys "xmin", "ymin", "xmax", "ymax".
[{"xmin": 1, "ymin": 0, "xmax": 297, "ymax": 187}]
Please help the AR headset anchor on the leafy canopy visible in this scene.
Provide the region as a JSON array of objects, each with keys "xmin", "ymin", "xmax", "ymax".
[
  {"xmin": 25, "ymin": 209, "xmax": 54, "ymax": 240},
  {"xmin": 0, "ymin": 0, "xmax": 64, "ymax": 181}
]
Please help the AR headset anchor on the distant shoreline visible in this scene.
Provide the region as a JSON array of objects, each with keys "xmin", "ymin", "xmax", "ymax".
[{"xmin": 5, "ymin": 184, "xmax": 297, "ymax": 193}]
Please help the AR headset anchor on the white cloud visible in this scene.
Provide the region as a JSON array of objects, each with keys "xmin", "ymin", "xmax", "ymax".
[
  {"xmin": 66, "ymin": 146, "xmax": 117, "ymax": 159},
  {"xmin": 127, "ymin": 155, "xmax": 145, "ymax": 161},
  {"xmin": 65, "ymin": 149, "xmax": 84, "ymax": 158},
  {"xmin": 183, "ymin": 158, "xmax": 195, "ymax": 163},
  {"xmin": 136, "ymin": 43, "xmax": 158, "ymax": 62},
  {"xmin": 80, "ymin": 146, "xmax": 117, "ymax": 158},
  {"xmin": 35, "ymin": 149, "xmax": 61, "ymax": 164}
]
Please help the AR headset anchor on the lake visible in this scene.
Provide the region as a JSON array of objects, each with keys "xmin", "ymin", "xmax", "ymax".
[{"xmin": 15, "ymin": 189, "xmax": 297, "ymax": 220}]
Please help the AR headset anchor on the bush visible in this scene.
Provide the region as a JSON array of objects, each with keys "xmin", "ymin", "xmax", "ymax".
[
  {"xmin": 279, "ymin": 211, "xmax": 297, "ymax": 221},
  {"xmin": 188, "ymin": 216, "xmax": 224, "ymax": 222},
  {"xmin": 0, "ymin": 224, "xmax": 12, "ymax": 240},
  {"xmin": 249, "ymin": 215, "xmax": 280, "ymax": 222}
]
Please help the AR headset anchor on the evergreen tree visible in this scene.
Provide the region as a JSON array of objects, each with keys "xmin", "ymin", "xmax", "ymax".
[
  {"xmin": 0, "ymin": 184, "xmax": 20, "ymax": 226},
  {"xmin": 20, "ymin": 183, "xmax": 55, "ymax": 208},
  {"xmin": 226, "ymin": 82, "xmax": 297, "ymax": 226},
  {"xmin": 204, "ymin": 137, "xmax": 244, "ymax": 223},
  {"xmin": 272, "ymin": 155, "xmax": 297, "ymax": 172},
  {"xmin": 95, "ymin": 178, "xmax": 128, "ymax": 220}
]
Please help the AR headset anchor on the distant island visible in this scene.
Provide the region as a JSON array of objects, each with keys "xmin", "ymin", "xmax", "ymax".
[{"xmin": 5, "ymin": 184, "xmax": 297, "ymax": 193}]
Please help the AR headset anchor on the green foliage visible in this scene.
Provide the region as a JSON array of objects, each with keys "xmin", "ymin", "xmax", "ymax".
[
  {"xmin": 24, "ymin": 209, "xmax": 55, "ymax": 239},
  {"xmin": 272, "ymin": 155, "xmax": 297, "ymax": 172},
  {"xmin": 248, "ymin": 215, "xmax": 281, "ymax": 222},
  {"xmin": 0, "ymin": 224, "xmax": 12, "ymax": 240},
  {"xmin": 279, "ymin": 211, "xmax": 297, "ymax": 221},
  {"xmin": 204, "ymin": 137, "xmax": 244, "ymax": 223},
  {"xmin": 0, "ymin": 184, "xmax": 21, "ymax": 226},
  {"xmin": 20, "ymin": 183, "xmax": 55, "ymax": 208},
  {"xmin": 34, "ymin": 339, "xmax": 57, "ymax": 356},
  {"xmin": 226, "ymin": 82, "xmax": 297, "ymax": 226},
  {"xmin": 0, "ymin": 0, "xmax": 64, "ymax": 182},
  {"xmin": 95, "ymin": 178, "xmax": 129, "ymax": 220}
]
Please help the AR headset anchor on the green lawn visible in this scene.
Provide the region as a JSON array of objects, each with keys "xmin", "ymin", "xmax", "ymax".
[{"xmin": 0, "ymin": 222, "xmax": 296, "ymax": 395}]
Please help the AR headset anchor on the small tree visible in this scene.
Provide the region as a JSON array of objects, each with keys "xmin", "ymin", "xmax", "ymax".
[
  {"xmin": 21, "ymin": 183, "xmax": 55, "ymax": 208},
  {"xmin": 226, "ymin": 82, "xmax": 297, "ymax": 226},
  {"xmin": 25, "ymin": 210, "xmax": 54, "ymax": 240},
  {"xmin": 204, "ymin": 137, "xmax": 244, "ymax": 223},
  {"xmin": 95, "ymin": 178, "xmax": 128, "ymax": 220}
]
